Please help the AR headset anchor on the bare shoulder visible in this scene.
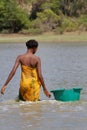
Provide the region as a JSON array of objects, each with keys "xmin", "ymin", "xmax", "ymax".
[
  {"xmin": 18, "ymin": 53, "xmax": 26, "ymax": 58},
  {"xmin": 35, "ymin": 55, "xmax": 41, "ymax": 61},
  {"xmin": 16, "ymin": 54, "xmax": 22, "ymax": 59},
  {"xmin": 36, "ymin": 56, "xmax": 41, "ymax": 65},
  {"xmin": 16, "ymin": 54, "xmax": 24, "ymax": 62}
]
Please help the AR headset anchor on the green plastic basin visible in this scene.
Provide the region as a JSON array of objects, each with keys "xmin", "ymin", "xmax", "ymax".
[{"xmin": 51, "ymin": 87, "xmax": 82, "ymax": 102}]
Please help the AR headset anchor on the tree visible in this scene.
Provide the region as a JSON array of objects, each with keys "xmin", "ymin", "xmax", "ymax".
[
  {"xmin": 31, "ymin": 9, "xmax": 59, "ymax": 32},
  {"xmin": 49, "ymin": 0, "xmax": 61, "ymax": 15},
  {"xmin": 0, "ymin": 0, "xmax": 29, "ymax": 33},
  {"xmin": 60, "ymin": 0, "xmax": 86, "ymax": 17},
  {"xmin": 30, "ymin": 0, "xmax": 50, "ymax": 19}
]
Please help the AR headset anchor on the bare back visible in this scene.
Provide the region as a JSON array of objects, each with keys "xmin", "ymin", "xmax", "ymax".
[{"xmin": 19, "ymin": 53, "xmax": 39, "ymax": 68}]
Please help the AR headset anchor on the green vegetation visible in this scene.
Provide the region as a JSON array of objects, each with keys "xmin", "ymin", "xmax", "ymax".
[{"xmin": 0, "ymin": 0, "xmax": 87, "ymax": 34}]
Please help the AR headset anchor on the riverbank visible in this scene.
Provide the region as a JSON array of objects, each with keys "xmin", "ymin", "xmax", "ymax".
[{"xmin": 0, "ymin": 32, "xmax": 87, "ymax": 43}]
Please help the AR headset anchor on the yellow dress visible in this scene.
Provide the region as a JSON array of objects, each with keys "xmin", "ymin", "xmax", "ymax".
[{"xmin": 19, "ymin": 65, "xmax": 41, "ymax": 101}]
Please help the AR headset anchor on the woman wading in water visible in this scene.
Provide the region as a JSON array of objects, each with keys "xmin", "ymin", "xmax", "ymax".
[{"xmin": 1, "ymin": 40, "xmax": 51, "ymax": 101}]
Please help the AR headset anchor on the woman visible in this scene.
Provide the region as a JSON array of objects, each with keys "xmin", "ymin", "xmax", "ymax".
[{"xmin": 1, "ymin": 40, "xmax": 51, "ymax": 101}]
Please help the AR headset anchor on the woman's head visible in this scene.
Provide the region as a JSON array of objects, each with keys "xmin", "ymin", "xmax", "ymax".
[{"xmin": 26, "ymin": 39, "xmax": 38, "ymax": 49}]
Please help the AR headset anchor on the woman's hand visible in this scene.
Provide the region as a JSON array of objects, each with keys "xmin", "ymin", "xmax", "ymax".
[
  {"xmin": 1, "ymin": 85, "xmax": 6, "ymax": 95},
  {"xmin": 43, "ymin": 89, "xmax": 51, "ymax": 98}
]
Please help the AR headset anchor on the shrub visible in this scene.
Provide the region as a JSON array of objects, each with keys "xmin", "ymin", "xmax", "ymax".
[
  {"xmin": 0, "ymin": 0, "xmax": 29, "ymax": 33},
  {"xmin": 0, "ymin": 29, "xmax": 9, "ymax": 34},
  {"xmin": 30, "ymin": 9, "xmax": 59, "ymax": 32},
  {"xmin": 19, "ymin": 28, "xmax": 43, "ymax": 35},
  {"xmin": 61, "ymin": 17, "xmax": 78, "ymax": 32},
  {"xmin": 54, "ymin": 27, "xmax": 64, "ymax": 34},
  {"xmin": 78, "ymin": 15, "xmax": 87, "ymax": 31}
]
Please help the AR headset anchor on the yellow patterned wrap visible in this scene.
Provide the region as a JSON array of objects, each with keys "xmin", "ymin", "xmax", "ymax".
[{"xmin": 19, "ymin": 65, "xmax": 41, "ymax": 101}]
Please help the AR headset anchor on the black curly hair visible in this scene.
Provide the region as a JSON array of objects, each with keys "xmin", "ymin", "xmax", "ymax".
[{"xmin": 26, "ymin": 39, "xmax": 38, "ymax": 49}]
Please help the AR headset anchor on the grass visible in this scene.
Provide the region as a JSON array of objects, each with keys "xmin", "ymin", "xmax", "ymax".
[{"xmin": 0, "ymin": 31, "xmax": 87, "ymax": 43}]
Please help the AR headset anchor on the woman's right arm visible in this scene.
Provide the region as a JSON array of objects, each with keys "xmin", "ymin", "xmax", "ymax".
[{"xmin": 1, "ymin": 56, "xmax": 20, "ymax": 94}]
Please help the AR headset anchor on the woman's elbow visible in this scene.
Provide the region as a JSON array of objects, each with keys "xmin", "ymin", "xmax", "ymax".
[{"xmin": 38, "ymin": 74, "xmax": 43, "ymax": 81}]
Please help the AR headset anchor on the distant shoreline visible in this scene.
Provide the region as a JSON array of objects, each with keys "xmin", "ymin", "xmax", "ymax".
[{"xmin": 0, "ymin": 32, "xmax": 87, "ymax": 43}]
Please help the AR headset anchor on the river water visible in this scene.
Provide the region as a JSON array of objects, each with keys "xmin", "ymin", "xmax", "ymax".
[{"xmin": 0, "ymin": 42, "xmax": 87, "ymax": 130}]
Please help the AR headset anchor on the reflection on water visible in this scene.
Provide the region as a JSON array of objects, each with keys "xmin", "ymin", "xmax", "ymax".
[{"xmin": 0, "ymin": 43, "xmax": 87, "ymax": 130}]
